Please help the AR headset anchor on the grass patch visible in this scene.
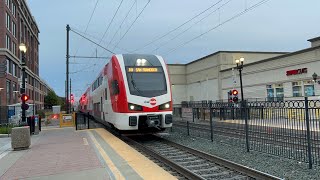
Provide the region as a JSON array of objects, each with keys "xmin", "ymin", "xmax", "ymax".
[{"xmin": 0, "ymin": 124, "xmax": 15, "ymax": 134}]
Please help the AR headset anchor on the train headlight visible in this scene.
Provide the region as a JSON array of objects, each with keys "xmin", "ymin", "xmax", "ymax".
[
  {"xmin": 165, "ymin": 103, "xmax": 170, "ymax": 108},
  {"xmin": 159, "ymin": 102, "xmax": 171, "ymax": 110},
  {"xmin": 128, "ymin": 103, "xmax": 143, "ymax": 111}
]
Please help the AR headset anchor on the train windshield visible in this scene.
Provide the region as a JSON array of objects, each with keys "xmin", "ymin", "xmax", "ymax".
[{"xmin": 123, "ymin": 54, "xmax": 167, "ymax": 97}]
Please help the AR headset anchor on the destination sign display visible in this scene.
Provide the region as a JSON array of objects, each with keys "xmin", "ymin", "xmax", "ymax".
[{"xmin": 127, "ymin": 67, "xmax": 161, "ymax": 73}]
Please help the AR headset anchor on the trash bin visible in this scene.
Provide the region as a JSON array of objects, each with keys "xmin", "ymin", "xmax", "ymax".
[{"xmin": 27, "ymin": 117, "xmax": 35, "ymax": 134}]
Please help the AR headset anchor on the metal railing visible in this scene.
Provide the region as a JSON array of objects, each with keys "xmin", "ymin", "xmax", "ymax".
[
  {"xmin": 75, "ymin": 112, "xmax": 90, "ymax": 130},
  {"xmin": 173, "ymin": 97, "xmax": 320, "ymax": 169}
]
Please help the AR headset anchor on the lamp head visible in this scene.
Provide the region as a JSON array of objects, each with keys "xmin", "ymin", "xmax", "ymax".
[
  {"xmin": 240, "ymin": 57, "xmax": 244, "ymax": 62},
  {"xmin": 19, "ymin": 43, "xmax": 27, "ymax": 53},
  {"xmin": 312, "ymin": 72, "xmax": 318, "ymax": 81},
  {"xmin": 235, "ymin": 59, "xmax": 240, "ymax": 64}
]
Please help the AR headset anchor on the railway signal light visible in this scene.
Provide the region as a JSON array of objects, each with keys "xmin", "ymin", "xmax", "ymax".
[
  {"xmin": 21, "ymin": 93, "xmax": 29, "ymax": 102},
  {"xmin": 70, "ymin": 94, "xmax": 74, "ymax": 104},
  {"xmin": 228, "ymin": 90, "xmax": 233, "ymax": 102},
  {"xmin": 232, "ymin": 90, "xmax": 239, "ymax": 103},
  {"xmin": 21, "ymin": 93, "xmax": 29, "ymax": 110}
]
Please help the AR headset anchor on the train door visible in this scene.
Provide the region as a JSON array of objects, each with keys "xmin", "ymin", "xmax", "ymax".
[{"xmin": 103, "ymin": 77, "xmax": 111, "ymax": 123}]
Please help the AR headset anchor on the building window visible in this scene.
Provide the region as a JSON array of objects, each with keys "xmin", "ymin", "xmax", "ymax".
[
  {"xmin": 12, "ymin": 41, "xmax": 16, "ymax": 55},
  {"xmin": 6, "ymin": 59, "xmax": 9, "ymax": 74},
  {"xmin": 12, "ymin": 63, "xmax": 16, "ymax": 77},
  {"xmin": 8, "ymin": 60, "xmax": 12, "ymax": 74},
  {"xmin": 292, "ymin": 81, "xmax": 302, "ymax": 97},
  {"xmin": 275, "ymin": 84, "xmax": 284, "ymax": 101},
  {"xmin": 5, "ymin": 0, "xmax": 10, "ymax": 7},
  {"xmin": 13, "ymin": 82, "xmax": 17, "ymax": 103},
  {"xmin": 6, "ymin": 13, "xmax": 10, "ymax": 31},
  {"xmin": 6, "ymin": 34, "xmax": 11, "ymax": 50},
  {"xmin": 6, "ymin": 80, "xmax": 11, "ymax": 104},
  {"xmin": 12, "ymin": 3, "xmax": 16, "ymax": 17},
  {"xmin": 266, "ymin": 85, "xmax": 274, "ymax": 101},
  {"xmin": 266, "ymin": 84, "xmax": 283, "ymax": 101},
  {"xmin": 12, "ymin": 22, "xmax": 16, "ymax": 37},
  {"xmin": 304, "ymin": 80, "xmax": 315, "ymax": 97}
]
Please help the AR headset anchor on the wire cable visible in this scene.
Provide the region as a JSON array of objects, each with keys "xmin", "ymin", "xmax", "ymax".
[
  {"xmin": 132, "ymin": 0, "xmax": 224, "ymax": 52},
  {"xmin": 98, "ymin": 0, "xmax": 124, "ymax": 45},
  {"xmin": 163, "ymin": 0, "xmax": 269, "ymax": 56},
  {"xmin": 106, "ymin": 0, "xmax": 136, "ymax": 49},
  {"xmin": 151, "ymin": 0, "xmax": 232, "ymax": 53},
  {"xmin": 70, "ymin": 28, "xmax": 115, "ymax": 54},
  {"xmin": 111, "ymin": 0, "xmax": 151, "ymax": 52},
  {"xmin": 73, "ymin": 0, "xmax": 100, "ymax": 56}
]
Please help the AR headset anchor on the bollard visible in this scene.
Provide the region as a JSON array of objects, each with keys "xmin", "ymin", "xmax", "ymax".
[
  {"xmin": 75, "ymin": 113, "xmax": 78, "ymax": 130},
  {"xmin": 87, "ymin": 112, "xmax": 90, "ymax": 129}
]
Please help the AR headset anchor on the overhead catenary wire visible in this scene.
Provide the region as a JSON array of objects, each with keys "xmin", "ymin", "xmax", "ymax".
[
  {"xmin": 132, "ymin": 0, "xmax": 224, "ymax": 52},
  {"xmin": 73, "ymin": 0, "xmax": 100, "ymax": 57},
  {"xmin": 151, "ymin": 0, "xmax": 233, "ymax": 53},
  {"xmin": 98, "ymin": 0, "xmax": 124, "ymax": 46},
  {"xmin": 70, "ymin": 28, "xmax": 115, "ymax": 54},
  {"xmin": 111, "ymin": 0, "xmax": 151, "ymax": 52},
  {"xmin": 163, "ymin": 0, "xmax": 270, "ymax": 56},
  {"xmin": 106, "ymin": 0, "xmax": 136, "ymax": 49}
]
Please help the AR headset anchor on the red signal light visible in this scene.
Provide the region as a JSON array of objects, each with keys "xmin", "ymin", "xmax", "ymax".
[
  {"xmin": 232, "ymin": 90, "xmax": 238, "ymax": 95},
  {"xmin": 21, "ymin": 94, "xmax": 29, "ymax": 102}
]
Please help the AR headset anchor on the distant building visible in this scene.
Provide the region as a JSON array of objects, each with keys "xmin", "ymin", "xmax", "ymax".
[
  {"xmin": 168, "ymin": 36, "xmax": 320, "ymax": 104},
  {"xmin": 0, "ymin": 0, "xmax": 53, "ymax": 111}
]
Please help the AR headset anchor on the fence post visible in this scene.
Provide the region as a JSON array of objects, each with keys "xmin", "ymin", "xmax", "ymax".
[
  {"xmin": 304, "ymin": 97, "xmax": 313, "ymax": 169},
  {"xmin": 260, "ymin": 106, "xmax": 264, "ymax": 119},
  {"xmin": 187, "ymin": 121, "xmax": 190, "ymax": 136},
  {"xmin": 197, "ymin": 108, "xmax": 199, "ymax": 119},
  {"xmin": 87, "ymin": 112, "xmax": 90, "ymax": 129},
  {"xmin": 209, "ymin": 101, "xmax": 213, "ymax": 142},
  {"xmin": 75, "ymin": 112, "xmax": 78, "ymax": 131},
  {"xmin": 243, "ymin": 100, "xmax": 250, "ymax": 152},
  {"xmin": 203, "ymin": 108, "xmax": 205, "ymax": 120},
  {"xmin": 192, "ymin": 108, "xmax": 195, "ymax": 122}
]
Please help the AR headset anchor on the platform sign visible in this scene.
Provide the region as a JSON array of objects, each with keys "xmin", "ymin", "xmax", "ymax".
[{"xmin": 60, "ymin": 113, "xmax": 75, "ymax": 127}]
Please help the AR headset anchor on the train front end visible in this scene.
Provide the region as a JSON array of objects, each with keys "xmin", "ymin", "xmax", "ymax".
[{"xmin": 110, "ymin": 54, "xmax": 172, "ymax": 131}]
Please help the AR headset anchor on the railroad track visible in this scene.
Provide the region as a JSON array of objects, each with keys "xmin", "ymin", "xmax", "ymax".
[
  {"xmin": 90, "ymin": 116, "xmax": 281, "ymax": 179},
  {"xmin": 173, "ymin": 120, "xmax": 320, "ymax": 149},
  {"xmin": 123, "ymin": 134, "xmax": 281, "ymax": 180}
]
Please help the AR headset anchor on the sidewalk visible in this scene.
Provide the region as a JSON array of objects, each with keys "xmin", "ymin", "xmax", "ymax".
[
  {"xmin": 0, "ymin": 127, "xmax": 175, "ymax": 180},
  {"xmin": 0, "ymin": 127, "xmax": 109, "ymax": 180}
]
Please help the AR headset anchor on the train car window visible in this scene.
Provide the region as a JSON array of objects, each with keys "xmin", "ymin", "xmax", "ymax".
[{"xmin": 111, "ymin": 80, "xmax": 119, "ymax": 95}]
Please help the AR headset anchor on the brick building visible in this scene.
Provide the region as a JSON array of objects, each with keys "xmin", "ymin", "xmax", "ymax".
[{"xmin": 0, "ymin": 0, "xmax": 52, "ymax": 112}]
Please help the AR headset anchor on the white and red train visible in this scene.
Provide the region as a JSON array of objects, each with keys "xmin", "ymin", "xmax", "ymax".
[{"xmin": 79, "ymin": 54, "xmax": 173, "ymax": 132}]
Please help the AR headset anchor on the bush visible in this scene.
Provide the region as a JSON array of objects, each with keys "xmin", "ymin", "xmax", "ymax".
[
  {"xmin": 0, "ymin": 124, "xmax": 15, "ymax": 134},
  {"xmin": 36, "ymin": 110, "xmax": 46, "ymax": 119}
]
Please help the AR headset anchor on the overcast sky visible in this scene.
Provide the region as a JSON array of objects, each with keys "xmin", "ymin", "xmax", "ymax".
[{"xmin": 27, "ymin": 0, "xmax": 320, "ymax": 98}]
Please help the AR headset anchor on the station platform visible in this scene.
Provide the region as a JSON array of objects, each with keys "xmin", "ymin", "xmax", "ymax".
[{"xmin": 0, "ymin": 127, "xmax": 176, "ymax": 180}]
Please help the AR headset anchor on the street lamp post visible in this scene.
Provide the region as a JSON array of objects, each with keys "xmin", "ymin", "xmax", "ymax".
[
  {"xmin": 19, "ymin": 43, "xmax": 27, "ymax": 125},
  {"xmin": 235, "ymin": 57, "xmax": 245, "ymax": 101},
  {"xmin": 235, "ymin": 57, "xmax": 250, "ymax": 152}
]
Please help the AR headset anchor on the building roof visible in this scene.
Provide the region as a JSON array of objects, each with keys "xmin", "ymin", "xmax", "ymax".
[
  {"xmin": 168, "ymin": 51, "xmax": 289, "ymax": 66},
  {"xmin": 220, "ymin": 45, "xmax": 320, "ymax": 72},
  {"xmin": 308, "ymin": 36, "xmax": 320, "ymax": 42}
]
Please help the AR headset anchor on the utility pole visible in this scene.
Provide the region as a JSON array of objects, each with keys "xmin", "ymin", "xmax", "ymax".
[
  {"xmin": 66, "ymin": 24, "xmax": 70, "ymax": 114},
  {"xmin": 70, "ymin": 78, "xmax": 71, "ymax": 112}
]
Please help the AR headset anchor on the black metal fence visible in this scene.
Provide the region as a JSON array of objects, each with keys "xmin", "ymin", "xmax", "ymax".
[{"xmin": 173, "ymin": 97, "xmax": 320, "ymax": 169}]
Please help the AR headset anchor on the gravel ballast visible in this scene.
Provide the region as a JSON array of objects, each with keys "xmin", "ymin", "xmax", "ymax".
[{"xmin": 159, "ymin": 127, "xmax": 320, "ymax": 180}]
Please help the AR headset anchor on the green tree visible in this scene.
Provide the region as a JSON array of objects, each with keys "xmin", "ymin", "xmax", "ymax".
[{"xmin": 44, "ymin": 91, "xmax": 60, "ymax": 109}]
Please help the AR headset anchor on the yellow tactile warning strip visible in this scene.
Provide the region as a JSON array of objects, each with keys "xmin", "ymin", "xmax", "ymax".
[
  {"xmin": 88, "ymin": 131, "xmax": 125, "ymax": 180},
  {"xmin": 94, "ymin": 128, "xmax": 177, "ymax": 180}
]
